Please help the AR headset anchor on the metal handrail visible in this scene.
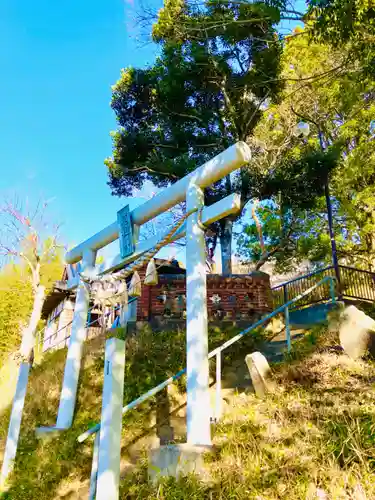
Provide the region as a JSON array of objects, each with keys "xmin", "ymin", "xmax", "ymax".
[
  {"xmin": 338, "ymin": 264, "xmax": 375, "ymax": 276},
  {"xmin": 78, "ymin": 275, "xmax": 336, "ymax": 443},
  {"xmin": 209, "ymin": 278, "xmax": 330, "ymax": 357},
  {"xmin": 271, "ymin": 265, "xmax": 333, "ymax": 291},
  {"xmin": 271, "ymin": 264, "xmax": 375, "ymax": 292},
  {"xmin": 272, "ymin": 265, "xmax": 375, "ymax": 311}
]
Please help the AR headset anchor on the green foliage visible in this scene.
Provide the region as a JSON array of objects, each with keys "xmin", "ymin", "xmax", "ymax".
[
  {"xmin": 262, "ymin": 148, "xmax": 339, "ymax": 208},
  {"xmin": 307, "ymin": 0, "xmax": 375, "ymax": 78},
  {"xmin": 120, "ymin": 324, "xmax": 375, "ymax": 499},
  {"xmin": 0, "ymin": 247, "xmax": 63, "ymax": 362},
  {"xmin": 2, "ymin": 317, "xmax": 375, "ymax": 499},
  {"xmin": 38, "ymin": 239, "xmax": 64, "ymax": 290},
  {"xmin": 236, "ymin": 201, "xmax": 326, "ymax": 272},
  {"xmin": 122, "ymin": 324, "xmax": 264, "ymax": 405},
  {"xmin": 237, "ymin": 26, "xmax": 375, "ymax": 271},
  {"xmin": 0, "ymin": 265, "xmax": 33, "ymax": 362},
  {"xmin": 0, "ymin": 324, "xmax": 265, "ymax": 499},
  {"xmin": 330, "ymin": 99, "xmax": 375, "ymax": 269},
  {"xmin": 107, "ymin": 2, "xmax": 284, "ymax": 198},
  {"xmin": 106, "ymin": 0, "xmax": 288, "ymax": 273}
]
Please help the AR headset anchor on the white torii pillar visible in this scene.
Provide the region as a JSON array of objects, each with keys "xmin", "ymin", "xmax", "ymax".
[
  {"xmin": 57, "ymin": 249, "xmax": 96, "ymax": 429},
  {"xmin": 185, "ymin": 183, "xmax": 211, "ymax": 445},
  {"xmin": 95, "ymin": 337, "xmax": 126, "ymax": 500}
]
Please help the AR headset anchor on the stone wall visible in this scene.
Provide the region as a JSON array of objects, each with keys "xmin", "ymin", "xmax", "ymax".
[{"xmin": 136, "ymin": 271, "xmax": 272, "ymax": 323}]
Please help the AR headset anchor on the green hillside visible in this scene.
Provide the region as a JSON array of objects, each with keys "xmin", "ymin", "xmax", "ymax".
[{"xmin": 1, "ymin": 325, "xmax": 375, "ymax": 499}]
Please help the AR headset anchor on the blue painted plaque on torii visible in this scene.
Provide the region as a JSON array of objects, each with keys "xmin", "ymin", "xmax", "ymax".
[{"xmin": 117, "ymin": 205, "xmax": 134, "ymax": 259}]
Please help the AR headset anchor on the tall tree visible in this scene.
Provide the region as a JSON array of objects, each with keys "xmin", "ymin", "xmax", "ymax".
[
  {"xmin": 236, "ymin": 197, "xmax": 341, "ymax": 272},
  {"xmin": 106, "ymin": 0, "xmax": 285, "ymax": 273},
  {"xmin": 0, "ymin": 200, "xmax": 63, "ymax": 361},
  {"xmin": 237, "ymin": 27, "xmax": 375, "ymax": 271},
  {"xmin": 0, "ymin": 200, "xmax": 63, "ymax": 486},
  {"xmin": 282, "ymin": 27, "xmax": 375, "ymax": 269}
]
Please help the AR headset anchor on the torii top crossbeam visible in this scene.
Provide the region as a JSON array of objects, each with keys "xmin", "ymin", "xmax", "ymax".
[{"xmin": 65, "ymin": 142, "xmax": 251, "ymax": 265}]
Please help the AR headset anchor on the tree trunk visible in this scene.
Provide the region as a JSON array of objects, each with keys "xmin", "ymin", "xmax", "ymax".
[
  {"xmin": 19, "ymin": 284, "xmax": 45, "ymax": 361},
  {"xmin": 220, "ymin": 219, "xmax": 233, "ymax": 275}
]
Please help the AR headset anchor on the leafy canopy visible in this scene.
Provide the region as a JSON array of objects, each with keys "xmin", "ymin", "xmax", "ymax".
[
  {"xmin": 237, "ymin": 25, "xmax": 375, "ymax": 271},
  {"xmin": 106, "ymin": 0, "xmax": 284, "ymax": 202}
]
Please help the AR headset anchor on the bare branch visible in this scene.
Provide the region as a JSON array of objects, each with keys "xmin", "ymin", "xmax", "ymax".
[
  {"xmin": 251, "ymin": 201, "xmax": 265, "ymax": 254},
  {"xmin": 124, "ymin": 165, "xmax": 181, "ymax": 180},
  {"xmin": 19, "ymin": 251, "xmax": 36, "ymax": 274},
  {"xmin": 0, "ymin": 244, "xmax": 18, "ymax": 257},
  {"xmin": 0, "ymin": 196, "xmax": 62, "ymax": 268}
]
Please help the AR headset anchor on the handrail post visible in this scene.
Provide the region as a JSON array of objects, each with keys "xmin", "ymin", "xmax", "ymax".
[
  {"xmin": 335, "ymin": 265, "xmax": 342, "ymax": 300},
  {"xmin": 215, "ymin": 352, "xmax": 222, "ymax": 422},
  {"xmin": 329, "ymin": 277, "xmax": 336, "ymax": 305},
  {"xmin": 283, "ymin": 285, "xmax": 291, "ymax": 352},
  {"xmin": 89, "ymin": 433, "xmax": 100, "ymax": 500},
  {"xmin": 283, "ymin": 285, "xmax": 288, "ymax": 306},
  {"xmin": 285, "ymin": 305, "xmax": 291, "ymax": 352}
]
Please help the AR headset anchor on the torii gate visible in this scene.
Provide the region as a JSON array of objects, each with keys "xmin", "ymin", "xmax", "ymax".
[
  {"xmin": 1, "ymin": 142, "xmax": 250, "ymax": 494},
  {"xmin": 56, "ymin": 141, "xmax": 249, "ymax": 440}
]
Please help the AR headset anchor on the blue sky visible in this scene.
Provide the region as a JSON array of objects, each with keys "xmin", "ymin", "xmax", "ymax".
[
  {"xmin": 0, "ymin": 0, "xmax": 305, "ymax": 261},
  {"xmin": 0, "ymin": 0, "xmax": 161, "ymax": 250}
]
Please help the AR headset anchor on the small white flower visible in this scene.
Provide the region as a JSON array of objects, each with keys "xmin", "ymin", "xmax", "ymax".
[
  {"xmin": 316, "ymin": 488, "xmax": 327, "ymax": 499},
  {"xmin": 294, "ymin": 121, "xmax": 310, "ymax": 138},
  {"xmin": 210, "ymin": 294, "xmax": 221, "ymax": 305}
]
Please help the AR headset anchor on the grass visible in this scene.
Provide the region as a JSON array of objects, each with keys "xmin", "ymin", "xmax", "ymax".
[
  {"xmin": 120, "ymin": 327, "xmax": 375, "ymax": 499},
  {"xmin": 0, "ymin": 324, "xmax": 261, "ymax": 499},
  {"xmin": 1, "ymin": 323, "xmax": 375, "ymax": 499}
]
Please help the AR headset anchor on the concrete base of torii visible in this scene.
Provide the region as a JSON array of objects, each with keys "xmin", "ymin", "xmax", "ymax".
[{"xmin": 148, "ymin": 443, "xmax": 212, "ymax": 484}]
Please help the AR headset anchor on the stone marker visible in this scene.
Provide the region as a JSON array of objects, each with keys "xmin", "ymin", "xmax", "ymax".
[
  {"xmin": 245, "ymin": 352, "xmax": 275, "ymax": 397},
  {"xmin": 264, "ymin": 314, "xmax": 285, "ymax": 336},
  {"xmin": 337, "ymin": 305, "xmax": 375, "ymax": 359}
]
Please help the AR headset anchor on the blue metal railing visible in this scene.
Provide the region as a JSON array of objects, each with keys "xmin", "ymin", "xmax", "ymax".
[
  {"xmin": 272, "ymin": 265, "xmax": 375, "ymax": 310},
  {"xmin": 272, "ymin": 266, "xmax": 334, "ymax": 309}
]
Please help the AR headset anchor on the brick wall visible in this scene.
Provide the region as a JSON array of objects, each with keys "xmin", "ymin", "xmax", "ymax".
[{"xmin": 136, "ymin": 271, "xmax": 272, "ymax": 322}]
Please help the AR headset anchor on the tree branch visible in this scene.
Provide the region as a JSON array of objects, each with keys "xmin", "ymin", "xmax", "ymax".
[
  {"xmin": 290, "ymin": 105, "xmax": 320, "ymax": 129},
  {"xmin": 251, "ymin": 201, "xmax": 265, "ymax": 254},
  {"xmin": 164, "ymin": 107, "xmax": 206, "ymax": 125},
  {"xmin": 125, "ymin": 165, "xmax": 181, "ymax": 180},
  {"xmin": 19, "ymin": 252, "xmax": 36, "ymax": 275}
]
